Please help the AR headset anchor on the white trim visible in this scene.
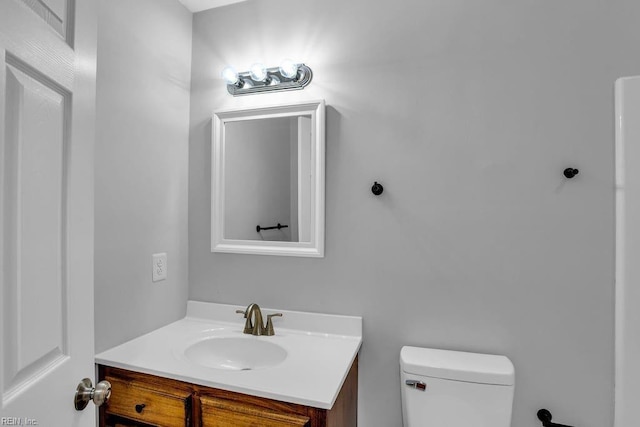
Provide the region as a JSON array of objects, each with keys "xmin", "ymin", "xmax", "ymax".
[
  {"xmin": 177, "ymin": 0, "xmax": 248, "ymax": 13},
  {"xmin": 615, "ymin": 76, "xmax": 640, "ymax": 427},
  {"xmin": 211, "ymin": 100, "xmax": 325, "ymax": 257}
]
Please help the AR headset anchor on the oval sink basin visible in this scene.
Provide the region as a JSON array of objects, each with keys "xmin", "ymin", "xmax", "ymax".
[{"xmin": 184, "ymin": 337, "xmax": 287, "ymax": 371}]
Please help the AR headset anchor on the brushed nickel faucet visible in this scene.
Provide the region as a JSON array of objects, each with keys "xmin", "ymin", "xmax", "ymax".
[{"xmin": 235, "ymin": 303, "xmax": 282, "ymax": 336}]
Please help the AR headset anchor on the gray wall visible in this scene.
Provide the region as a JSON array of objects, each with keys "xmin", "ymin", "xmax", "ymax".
[
  {"xmin": 188, "ymin": 1, "xmax": 640, "ymax": 426},
  {"xmin": 95, "ymin": 0, "xmax": 192, "ymax": 353}
]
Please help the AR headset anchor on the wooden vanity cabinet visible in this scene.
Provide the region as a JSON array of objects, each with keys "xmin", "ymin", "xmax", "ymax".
[{"xmin": 98, "ymin": 358, "xmax": 357, "ymax": 427}]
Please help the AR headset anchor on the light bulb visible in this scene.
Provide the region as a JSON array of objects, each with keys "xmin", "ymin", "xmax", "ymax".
[
  {"xmin": 249, "ymin": 63, "xmax": 268, "ymax": 82},
  {"xmin": 221, "ymin": 66, "xmax": 239, "ymax": 85},
  {"xmin": 279, "ymin": 59, "xmax": 299, "ymax": 79}
]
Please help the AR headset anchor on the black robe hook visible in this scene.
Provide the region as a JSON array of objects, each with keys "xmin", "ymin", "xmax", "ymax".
[
  {"xmin": 371, "ymin": 181, "xmax": 384, "ymax": 196},
  {"xmin": 563, "ymin": 168, "xmax": 579, "ymax": 179}
]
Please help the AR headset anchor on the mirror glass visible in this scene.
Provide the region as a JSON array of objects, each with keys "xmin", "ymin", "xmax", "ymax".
[
  {"xmin": 224, "ymin": 116, "xmax": 310, "ymax": 242},
  {"xmin": 212, "ymin": 100, "xmax": 324, "ymax": 257}
]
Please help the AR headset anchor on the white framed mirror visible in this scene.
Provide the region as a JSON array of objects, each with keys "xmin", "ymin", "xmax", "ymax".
[{"xmin": 211, "ymin": 100, "xmax": 325, "ymax": 257}]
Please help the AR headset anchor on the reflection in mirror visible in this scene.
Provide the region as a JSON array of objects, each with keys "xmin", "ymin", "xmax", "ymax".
[
  {"xmin": 224, "ymin": 116, "xmax": 312, "ymax": 242},
  {"xmin": 211, "ymin": 100, "xmax": 325, "ymax": 257}
]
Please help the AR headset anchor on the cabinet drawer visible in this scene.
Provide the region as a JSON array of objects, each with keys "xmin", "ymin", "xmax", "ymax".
[
  {"xmin": 105, "ymin": 376, "xmax": 191, "ymax": 427},
  {"xmin": 201, "ymin": 396, "xmax": 311, "ymax": 427}
]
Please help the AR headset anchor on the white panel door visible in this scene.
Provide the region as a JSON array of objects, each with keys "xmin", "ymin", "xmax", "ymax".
[
  {"xmin": 615, "ymin": 76, "xmax": 640, "ymax": 427},
  {"xmin": 0, "ymin": 0, "xmax": 97, "ymax": 425}
]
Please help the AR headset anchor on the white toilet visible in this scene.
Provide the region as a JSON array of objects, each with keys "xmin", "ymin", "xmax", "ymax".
[{"xmin": 400, "ymin": 346, "xmax": 515, "ymax": 426}]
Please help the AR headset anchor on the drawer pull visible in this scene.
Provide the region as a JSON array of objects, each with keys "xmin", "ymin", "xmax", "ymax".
[{"xmin": 135, "ymin": 403, "xmax": 146, "ymax": 413}]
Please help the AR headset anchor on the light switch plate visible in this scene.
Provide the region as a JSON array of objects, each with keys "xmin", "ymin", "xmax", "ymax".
[{"xmin": 152, "ymin": 253, "xmax": 167, "ymax": 282}]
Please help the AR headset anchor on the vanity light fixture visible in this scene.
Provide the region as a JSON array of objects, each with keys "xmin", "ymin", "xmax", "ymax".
[
  {"xmin": 278, "ymin": 59, "xmax": 298, "ymax": 79},
  {"xmin": 249, "ymin": 63, "xmax": 268, "ymax": 82},
  {"xmin": 221, "ymin": 66, "xmax": 242, "ymax": 87},
  {"xmin": 221, "ymin": 60, "xmax": 313, "ymax": 96}
]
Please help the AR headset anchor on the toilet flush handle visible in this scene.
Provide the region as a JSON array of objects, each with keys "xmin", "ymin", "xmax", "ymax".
[{"xmin": 405, "ymin": 379, "xmax": 427, "ymax": 391}]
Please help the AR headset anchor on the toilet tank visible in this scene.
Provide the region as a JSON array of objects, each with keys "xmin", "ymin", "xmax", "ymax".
[{"xmin": 400, "ymin": 346, "xmax": 515, "ymax": 427}]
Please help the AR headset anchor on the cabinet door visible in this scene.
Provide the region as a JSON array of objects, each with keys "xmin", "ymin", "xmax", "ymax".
[{"xmin": 201, "ymin": 396, "xmax": 311, "ymax": 427}]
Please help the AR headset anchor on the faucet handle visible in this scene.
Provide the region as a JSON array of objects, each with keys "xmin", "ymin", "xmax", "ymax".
[
  {"xmin": 235, "ymin": 308, "xmax": 253, "ymax": 334},
  {"xmin": 264, "ymin": 313, "xmax": 283, "ymax": 336}
]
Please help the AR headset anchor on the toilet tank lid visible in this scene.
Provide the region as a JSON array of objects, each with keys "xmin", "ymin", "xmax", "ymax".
[{"xmin": 400, "ymin": 346, "xmax": 514, "ymax": 386}]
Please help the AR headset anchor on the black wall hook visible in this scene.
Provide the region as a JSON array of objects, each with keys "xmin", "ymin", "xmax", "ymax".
[
  {"xmin": 563, "ymin": 168, "xmax": 579, "ymax": 179},
  {"xmin": 371, "ymin": 181, "xmax": 384, "ymax": 196}
]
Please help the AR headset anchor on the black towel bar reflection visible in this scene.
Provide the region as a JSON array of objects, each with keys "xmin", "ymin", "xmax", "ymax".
[
  {"xmin": 256, "ymin": 223, "xmax": 289, "ymax": 232},
  {"xmin": 537, "ymin": 409, "xmax": 574, "ymax": 427}
]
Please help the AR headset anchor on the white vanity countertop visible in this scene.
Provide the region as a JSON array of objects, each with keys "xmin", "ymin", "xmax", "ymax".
[{"xmin": 95, "ymin": 301, "xmax": 362, "ymax": 410}]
